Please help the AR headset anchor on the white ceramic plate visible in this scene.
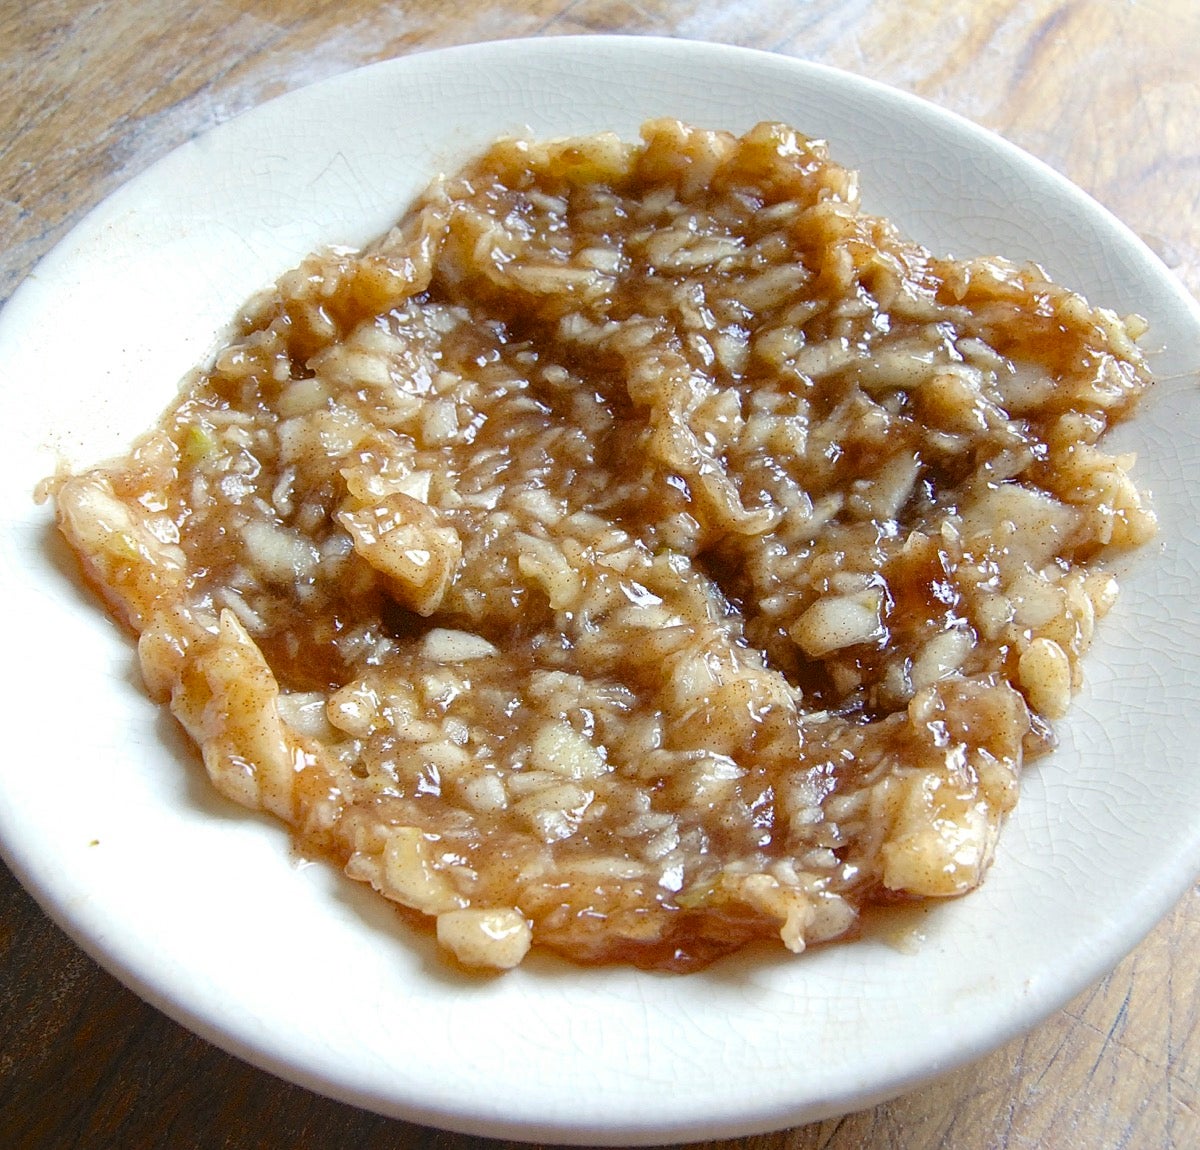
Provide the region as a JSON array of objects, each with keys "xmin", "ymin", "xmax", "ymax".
[{"xmin": 2, "ymin": 36, "xmax": 1198, "ymax": 1144}]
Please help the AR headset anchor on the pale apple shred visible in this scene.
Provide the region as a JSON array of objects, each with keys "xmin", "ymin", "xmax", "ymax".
[{"xmin": 52, "ymin": 121, "xmax": 1156, "ymax": 970}]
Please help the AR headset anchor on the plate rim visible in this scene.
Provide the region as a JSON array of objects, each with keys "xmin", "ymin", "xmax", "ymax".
[{"xmin": 2, "ymin": 34, "xmax": 1199, "ymax": 1144}]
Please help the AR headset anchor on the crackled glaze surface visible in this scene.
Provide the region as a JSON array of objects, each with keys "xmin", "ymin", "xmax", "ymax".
[{"xmin": 2, "ymin": 8, "xmax": 1200, "ymax": 1150}]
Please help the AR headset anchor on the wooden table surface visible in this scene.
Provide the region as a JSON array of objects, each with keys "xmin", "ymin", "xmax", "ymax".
[{"xmin": 3, "ymin": 2, "xmax": 1198, "ymax": 1147}]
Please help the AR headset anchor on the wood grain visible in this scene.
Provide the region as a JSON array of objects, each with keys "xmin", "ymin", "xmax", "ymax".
[{"xmin": 3, "ymin": 2, "xmax": 1198, "ymax": 1147}]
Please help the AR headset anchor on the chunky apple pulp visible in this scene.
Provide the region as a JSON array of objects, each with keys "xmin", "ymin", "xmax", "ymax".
[{"xmin": 52, "ymin": 121, "xmax": 1155, "ymax": 970}]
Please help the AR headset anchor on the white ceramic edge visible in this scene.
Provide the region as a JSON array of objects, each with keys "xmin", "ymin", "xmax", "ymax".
[{"xmin": 1, "ymin": 36, "xmax": 1199, "ymax": 1144}]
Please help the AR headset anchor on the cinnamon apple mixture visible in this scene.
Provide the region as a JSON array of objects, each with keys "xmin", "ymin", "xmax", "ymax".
[{"xmin": 51, "ymin": 120, "xmax": 1156, "ymax": 970}]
